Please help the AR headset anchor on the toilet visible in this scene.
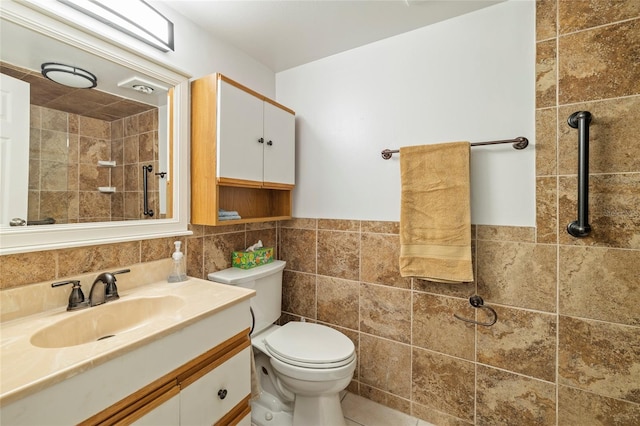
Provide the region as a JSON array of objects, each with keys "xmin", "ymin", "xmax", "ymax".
[{"xmin": 208, "ymin": 260, "xmax": 356, "ymax": 426}]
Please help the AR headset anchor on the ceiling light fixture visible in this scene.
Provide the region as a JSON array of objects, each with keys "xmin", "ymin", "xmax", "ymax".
[
  {"xmin": 41, "ymin": 62, "xmax": 98, "ymax": 89},
  {"xmin": 132, "ymin": 84, "xmax": 154, "ymax": 94}
]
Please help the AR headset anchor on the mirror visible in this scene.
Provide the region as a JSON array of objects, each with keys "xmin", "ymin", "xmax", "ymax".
[{"xmin": 0, "ymin": 4, "xmax": 191, "ymax": 254}]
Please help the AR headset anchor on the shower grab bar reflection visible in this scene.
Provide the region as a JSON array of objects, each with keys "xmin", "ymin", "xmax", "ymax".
[
  {"xmin": 381, "ymin": 136, "xmax": 529, "ymax": 159},
  {"xmin": 453, "ymin": 295, "xmax": 497, "ymax": 327},
  {"xmin": 142, "ymin": 164, "xmax": 154, "ymax": 217},
  {"xmin": 566, "ymin": 111, "xmax": 592, "ymax": 238}
]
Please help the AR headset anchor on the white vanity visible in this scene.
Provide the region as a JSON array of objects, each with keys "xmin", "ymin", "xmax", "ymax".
[{"xmin": 0, "ymin": 261, "xmax": 255, "ymax": 425}]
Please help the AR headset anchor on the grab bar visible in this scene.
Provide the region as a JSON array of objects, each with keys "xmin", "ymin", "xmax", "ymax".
[
  {"xmin": 567, "ymin": 111, "xmax": 592, "ymax": 238},
  {"xmin": 453, "ymin": 295, "xmax": 497, "ymax": 327},
  {"xmin": 142, "ymin": 164, "xmax": 154, "ymax": 217}
]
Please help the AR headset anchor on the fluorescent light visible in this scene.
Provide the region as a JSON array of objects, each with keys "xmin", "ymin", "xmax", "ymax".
[{"xmin": 57, "ymin": 0, "xmax": 174, "ymax": 52}]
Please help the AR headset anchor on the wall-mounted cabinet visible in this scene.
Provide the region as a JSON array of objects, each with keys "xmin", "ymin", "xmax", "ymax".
[{"xmin": 191, "ymin": 74, "xmax": 295, "ymax": 225}]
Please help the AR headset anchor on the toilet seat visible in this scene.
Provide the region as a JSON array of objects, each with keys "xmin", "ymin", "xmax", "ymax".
[{"xmin": 264, "ymin": 322, "xmax": 355, "ymax": 369}]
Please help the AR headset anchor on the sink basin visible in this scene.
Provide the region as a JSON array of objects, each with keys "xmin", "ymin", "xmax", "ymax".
[{"xmin": 30, "ymin": 296, "xmax": 185, "ymax": 348}]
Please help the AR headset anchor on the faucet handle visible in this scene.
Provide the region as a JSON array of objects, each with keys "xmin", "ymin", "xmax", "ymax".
[
  {"xmin": 105, "ymin": 269, "xmax": 130, "ymax": 301},
  {"xmin": 52, "ymin": 280, "xmax": 87, "ymax": 311}
]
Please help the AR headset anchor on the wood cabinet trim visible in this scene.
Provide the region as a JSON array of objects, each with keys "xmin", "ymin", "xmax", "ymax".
[
  {"xmin": 80, "ymin": 328, "xmax": 250, "ymax": 425},
  {"xmin": 191, "ymin": 73, "xmax": 219, "ymax": 224},
  {"xmin": 218, "ymin": 74, "xmax": 295, "ymax": 115},
  {"xmin": 112, "ymin": 385, "xmax": 180, "ymax": 426},
  {"xmin": 177, "ymin": 329, "xmax": 250, "ymax": 389},
  {"xmin": 214, "ymin": 395, "xmax": 251, "ymax": 426},
  {"xmin": 262, "ymin": 182, "xmax": 295, "ymax": 191},
  {"xmin": 218, "ymin": 177, "xmax": 264, "ymax": 189}
]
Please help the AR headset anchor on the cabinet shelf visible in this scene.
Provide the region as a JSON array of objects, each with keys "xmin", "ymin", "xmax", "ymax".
[{"xmin": 217, "ymin": 185, "xmax": 291, "ymax": 225}]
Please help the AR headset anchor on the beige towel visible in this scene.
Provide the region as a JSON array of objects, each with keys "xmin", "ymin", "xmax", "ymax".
[
  {"xmin": 250, "ymin": 349, "xmax": 261, "ymax": 400},
  {"xmin": 399, "ymin": 142, "xmax": 474, "ymax": 283}
]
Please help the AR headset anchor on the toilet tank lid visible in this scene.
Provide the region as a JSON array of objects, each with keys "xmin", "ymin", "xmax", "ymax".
[{"xmin": 208, "ymin": 260, "xmax": 286, "ymax": 284}]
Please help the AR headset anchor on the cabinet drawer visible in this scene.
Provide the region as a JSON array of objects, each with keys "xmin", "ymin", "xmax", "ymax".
[{"xmin": 180, "ymin": 346, "xmax": 251, "ymax": 425}]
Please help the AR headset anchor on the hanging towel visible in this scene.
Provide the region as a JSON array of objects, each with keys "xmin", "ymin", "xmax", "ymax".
[
  {"xmin": 250, "ymin": 351, "xmax": 261, "ymax": 400},
  {"xmin": 399, "ymin": 142, "xmax": 474, "ymax": 283}
]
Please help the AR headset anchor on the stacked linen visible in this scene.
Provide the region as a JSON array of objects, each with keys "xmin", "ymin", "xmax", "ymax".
[{"xmin": 218, "ymin": 209, "xmax": 241, "ymax": 221}]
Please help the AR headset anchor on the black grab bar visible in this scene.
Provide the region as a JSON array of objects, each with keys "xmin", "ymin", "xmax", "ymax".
[
  {"xmin": 142, "ymin": 164, "xmax": 154, "ymax": 217},
  {"xmin": 567, "ymin": 111, "xmax": 592, "ymax": 238}
]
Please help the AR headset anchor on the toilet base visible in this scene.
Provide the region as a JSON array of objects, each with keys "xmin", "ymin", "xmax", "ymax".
[
  {"xmin": 250, "ymin": 392, "xmax": 293, "ymax": 426},
  {"xmin": 292, "ymin": 393, "xmax": 346, "ymax": 426},
  {"xmin": 250, "ymin": 391, "xmax": 347, "ymax": 426}
]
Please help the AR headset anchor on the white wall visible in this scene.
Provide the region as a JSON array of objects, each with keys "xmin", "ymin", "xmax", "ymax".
[
  {"xmin": 153, "ymin": 2, "xmax": 275, "ymax": 96},
  {"xmin": 4, "ymin": 0, "xmax": 276, "ymax": 96},
  {"xmin": 276, "ymin": 0, "xmax": 535, "ymax": 226}
]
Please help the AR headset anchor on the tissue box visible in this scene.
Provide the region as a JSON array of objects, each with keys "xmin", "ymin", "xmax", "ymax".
[{"xmin": 232, "ymin": 247, "xmax": 274, "ymax": 269}]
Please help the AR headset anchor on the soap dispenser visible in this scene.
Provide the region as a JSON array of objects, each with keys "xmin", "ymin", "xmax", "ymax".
[{"xmin": 168, "ymin": 241, "xmax": 187, "ymax": 282}]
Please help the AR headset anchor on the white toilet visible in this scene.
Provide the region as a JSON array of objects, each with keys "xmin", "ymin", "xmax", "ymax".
[{"xmin": 208, "ymin": 260, "xmax": 356, "ymax": 426}]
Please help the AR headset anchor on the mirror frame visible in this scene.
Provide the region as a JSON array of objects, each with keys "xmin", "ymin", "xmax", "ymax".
[{"xmin": 0, "ymin": 2, "xmax": 192, "ymax": 255}]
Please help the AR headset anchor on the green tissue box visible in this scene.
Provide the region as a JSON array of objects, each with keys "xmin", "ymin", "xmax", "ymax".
[{"xmin": 232, "ymin": 247, "xmax": 274, "ymax": 269}]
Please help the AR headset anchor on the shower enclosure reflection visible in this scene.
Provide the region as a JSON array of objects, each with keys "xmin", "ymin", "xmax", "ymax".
[{"xmin": 1, "ymin": 61, "xmax": 171, "ymax": 225}]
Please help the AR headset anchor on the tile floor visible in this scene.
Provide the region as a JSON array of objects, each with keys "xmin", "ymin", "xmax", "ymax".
[{"xmin": 341, "ymin": 393, "xmax": 435, "ymax": 426}]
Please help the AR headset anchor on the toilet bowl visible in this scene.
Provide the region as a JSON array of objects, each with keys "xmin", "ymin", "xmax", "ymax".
[
  {"xmin": 251, "ymin": 322, "xmax": 356, "ymax": 426},
  {"xmin": 208, "ymin": 261, "xmax": 356, "ymax": 426}
]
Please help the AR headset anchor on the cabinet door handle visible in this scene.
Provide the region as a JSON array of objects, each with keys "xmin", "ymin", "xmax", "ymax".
[
  {"xmin": 258, "ymin": 138, "xmax": 264, "ymax": 144},
  {"xmin": 218, "ymin": 388, "xmax": 228, "ymax": 400},
  {"xmin": 266, "ymin": 140, "xmax": 273, "ymax": 146}
]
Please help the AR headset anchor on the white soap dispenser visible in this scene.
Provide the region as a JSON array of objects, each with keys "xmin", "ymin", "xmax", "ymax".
[{"xmin": 168, "ymin": 241, "xmax": 187, "ymax": 282}]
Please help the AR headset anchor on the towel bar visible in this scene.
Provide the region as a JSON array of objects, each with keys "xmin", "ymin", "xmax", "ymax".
[{"xmin": 381, "ymin": 136, "xmax": 528, "ymax": 159}]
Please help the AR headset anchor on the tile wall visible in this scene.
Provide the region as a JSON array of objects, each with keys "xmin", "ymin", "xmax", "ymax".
[
  {"xmin": 1, "ymin": 1, "xmax": 638, "ymax": 425},
  {"xmin": 26, "ymin": 105, "xmax": 160, "ymax": 222},
  {"xmin": 111, "ymin": 109, "xmax": 162, "ymax": 221},
  {"xmin": 269, "ymin": 1, "xmax": 639, "ymax": 424}
]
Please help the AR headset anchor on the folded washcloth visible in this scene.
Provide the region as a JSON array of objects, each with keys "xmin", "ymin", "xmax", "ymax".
[
  {"xmin": 218, "ymin": 209, "xmax": 240, "ymax": 217},
  {"xmin": 399, "ymin": 142, "xmax": 474, "ymax": 283},
  {"xmin": 218, "ymin": 214, "xmax": 241, "ymax": 221}
]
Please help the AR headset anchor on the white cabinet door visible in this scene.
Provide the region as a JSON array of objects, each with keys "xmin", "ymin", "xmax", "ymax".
[
  {"xmin": 180, "ymin": 347, "xmax": 251, "ymax": 426},
  {"xmin": 263, "ymin": 102, "xmax": 295, "ymax": 186},
  {"xmin": 217, "ymin": 80, "xmax": 263, "ymax": 182}
]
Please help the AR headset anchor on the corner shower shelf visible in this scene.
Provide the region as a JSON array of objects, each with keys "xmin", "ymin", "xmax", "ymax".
[
  {"xmin": 97, "ymin": 160, "xmax": 116, "ymax": 167},
  {"xmin": 98, "ymin": 187, "xmax": 116, "ymax": 193}
]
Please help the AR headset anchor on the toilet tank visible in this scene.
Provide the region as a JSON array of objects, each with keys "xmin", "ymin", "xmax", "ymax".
[{"xmin": 208, "ymin": 260, "xmax": 285, "ymax": 335}]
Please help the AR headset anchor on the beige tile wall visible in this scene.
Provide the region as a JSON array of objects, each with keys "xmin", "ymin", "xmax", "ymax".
[
  {"xmin": 272, "ymin": 2, "xmax": 640, "ymax": 425},
  {"xmin": 110, "ymin": 109, "xmax": 161, "ymax": 220},
  {"xmin": 0, "ymin": 222, "xmax": 278, "ymax": 291},
  {"xmin": 26, "ymin": 105, "xmax": 160, "ymax": 223},
  {"xmin": 1, "ymin": 1, "xmax": 638, "ymax": 425}
]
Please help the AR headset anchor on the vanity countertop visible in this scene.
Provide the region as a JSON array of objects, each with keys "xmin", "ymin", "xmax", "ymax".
[{"xmin": 0, "ymin": 277, "xmax": 254, "ymax": 406}]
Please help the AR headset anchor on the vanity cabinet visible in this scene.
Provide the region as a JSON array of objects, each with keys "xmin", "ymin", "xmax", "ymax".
[
  {"xmin": 0, "ymin": 291, "xmax": 253, "ymax": 426},
  {"xmin": 191, "ymin": 73, "xmax": 295, "ymax": 225},
  {"xmin": 81, "ymin": 329, "xmax": 251, "ymax": 426}
]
